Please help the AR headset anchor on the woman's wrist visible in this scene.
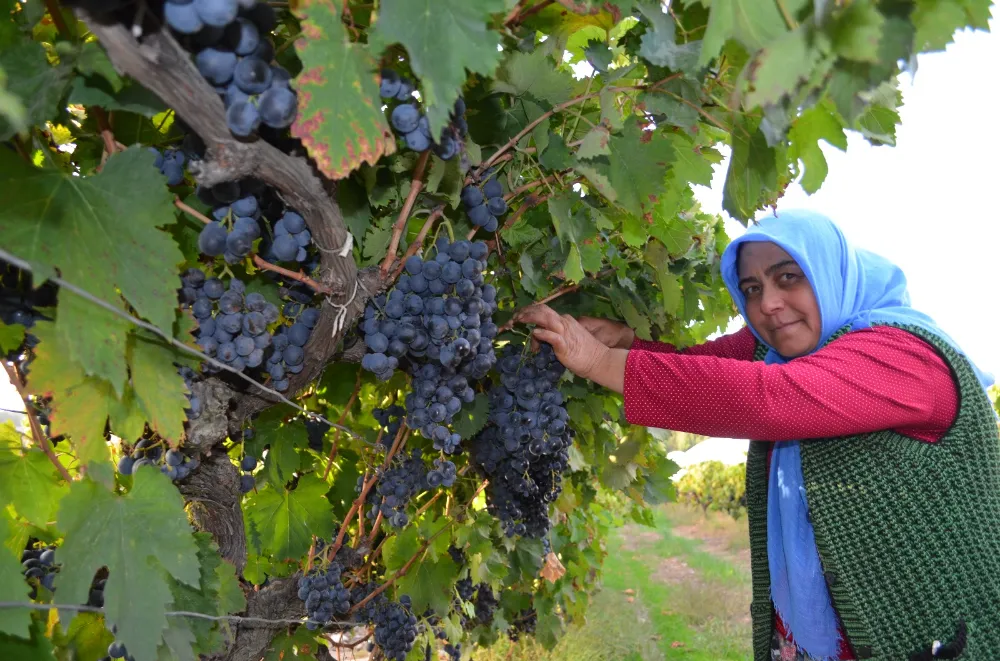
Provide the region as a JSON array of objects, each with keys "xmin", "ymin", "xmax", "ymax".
[
  {"xmin": 580, "ymin": 346, "xmax": 628, "ymax": 394},
  {"xmin": 619, "ymin": 327, "xmax": 636, "ymax": 349}
]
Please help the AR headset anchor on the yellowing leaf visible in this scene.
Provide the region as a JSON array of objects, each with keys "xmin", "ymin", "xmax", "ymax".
[{"xmin": 292, "ymin": 1, "xmax": 396, "ymax": 180}]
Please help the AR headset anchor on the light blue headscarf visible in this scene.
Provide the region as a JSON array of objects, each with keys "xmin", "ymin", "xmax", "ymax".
[{"xmin": 718, "ymin": 209, "xmax": 994, "ymax": 660}]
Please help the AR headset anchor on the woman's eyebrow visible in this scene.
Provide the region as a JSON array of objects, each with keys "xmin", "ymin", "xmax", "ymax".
[{"xmin": 737, "ymin": 259, "xmax": 798, "ymax": 288}]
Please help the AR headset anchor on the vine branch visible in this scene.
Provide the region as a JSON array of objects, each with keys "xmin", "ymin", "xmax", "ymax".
[
  {"xmin": 382, "ymin": 149, "xmax": 432, "ymax": 275},
  {"xmin": 1, "ymin": 362, "xmax": 73, "ymax": 483}
]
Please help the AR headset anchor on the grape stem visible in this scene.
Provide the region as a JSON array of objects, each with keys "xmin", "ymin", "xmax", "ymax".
[
  {"xmin": 173, "ymin": 197, "xmax": 334, "ymax": 295},
  {"xmin": 92, "ymin": 107, "xmax": 120, "ymax": 164},
  {"xmin": 1, "ymin": 362, "xmax": 73, "ymax": 484},
  {"xmin": 321, "ymin": 370, "xmax": 364, "ymax": 480},
  {"xmin": 382, "ymin": 150, "xmax": 432, "ymax": 276},
  {"xmin": 390, "ymin": 207, "xmax": 445, "ymax": 281},
  {"xmin": 498, "ymin": 267, "xmax": 615, "ymax": 333},
  {"xmin": 476, "ymin": 75, "xmax": 682, "ymax": 177}
]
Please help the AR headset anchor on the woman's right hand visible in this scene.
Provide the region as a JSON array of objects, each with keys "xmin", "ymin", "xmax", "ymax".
[{"xmin": 577, "ymin": 317, "xmax": 635, "ymax": 350}]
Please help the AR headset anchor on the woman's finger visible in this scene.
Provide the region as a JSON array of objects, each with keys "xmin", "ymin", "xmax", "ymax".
[
  {"xmin": 531, "ymin": 327, "xmax": 564, "ymax": 353},
  {"xmin": 515, "ymin": 304, "xmax": 564, "ymax": 332}
]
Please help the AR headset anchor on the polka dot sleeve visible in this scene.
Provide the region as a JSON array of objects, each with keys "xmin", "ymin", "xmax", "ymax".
[
  {"xmin": 630, "ymin": 325, "xmax": 758, "ymax": 359},
  {"xmin": 623, "ymin": 326, "xmax": 957, "ymax": 442}
]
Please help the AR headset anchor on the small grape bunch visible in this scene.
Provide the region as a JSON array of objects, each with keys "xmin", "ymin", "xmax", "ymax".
[
  {"xmin": 117, "ymin": 439, "xmax": 200, "ymax": 482},
  {"xmin": 426, "ymin": 457, "xmax": 457, "ymax": 488},
  {"xmin": 21, "ymin": 545, "xmax": 57, "ymax": 596},
  {"xmin": 297, "ymin": 562, "xmax": 352, "ymax": 630},
  {"xmin": 150, "ymin": 147, "xmax": 186, "ymax": 186},
  {"xmin": 267, "ymin": 210, "xmax": 312, "ymax": 263},
  {"xmin": 461, "ymin": 174, "xmax": 506, "ymax": 233},
  {"xmin": 239, "ymin": 429, "xmax": 258, "ymax": 494},
  {"xmin": 381, "ymin": 69, "xmax": 465, "ymax": 160}
]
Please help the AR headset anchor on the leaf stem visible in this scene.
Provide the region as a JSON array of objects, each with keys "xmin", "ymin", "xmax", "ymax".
[
  {"xmin": 1, "ymin": 362, "xmax": 73, "ymax": 483},
  {"xmin": 382, "ymin": 150, "xmax": 432, "ymax": 276}
]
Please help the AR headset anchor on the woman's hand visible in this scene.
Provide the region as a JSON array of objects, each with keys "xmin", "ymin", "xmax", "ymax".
[
  {"xmin": 578, "ymin": 316, "xmax": 636, "ymax": 350},
  {"xmin": 513, "ymin": 304, "xmax": 628, "ymax": 393}
]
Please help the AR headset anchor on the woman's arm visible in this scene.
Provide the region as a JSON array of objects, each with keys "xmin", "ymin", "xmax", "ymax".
[
  {"xmin": 631, "ymin": 325, "xmax": 757, "ymax": 360},
  {"xmin": 620, "ymin": 326, "xmax": 958, "ymax": 441}
]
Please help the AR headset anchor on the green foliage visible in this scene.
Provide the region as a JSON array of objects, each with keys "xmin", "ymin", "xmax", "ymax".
[
  {"xmin": 676, "ymin": 461, "xmax": 747, "ymax": 520},
  {"xmin": 0, "ymin": 0, "xmax": 986, "ymax": 659}
]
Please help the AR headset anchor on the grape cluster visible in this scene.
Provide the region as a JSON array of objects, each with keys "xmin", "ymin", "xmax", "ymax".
[
  {"xmin": 297, "ymin": 562, "xmax": 352, "ymax": 630},
  {"xmin": 262, "ymin": 210, "xmax": 312, "ymax": 263},
  {"xmin": 263, "ymin": 308, "xmax": 319, "ymax": 391},
  {"xmin": 470, "ymin": 342, "xmax": 573, "ymax": 538},
  {"xmin": 178, "ymin": 365, "xmax": 202, "ymax": 420},
  {"xmin": 1, "ymin": 263, "xmax": 54, "ymax": 364},
  {"xmin": 361, "ymin": 449, "xmax": 428, "ymax": 528},
  {"xmin": 181, "ymin": 272, "xmax": 281, "ymax": 376},
  {"xmin": 461, "ymin": 173, "xmax": 507, "ymax": 233},
  {"xmin": 196, "ymin": 182, "xmax": 266, "ymax": 265},
  {"xmin": 150, "ymin": 147, "xmax": 187, "ymax": 186},
  {"xmin": 373, "ymin": 405, "xmax": 405, "ymax": 443},
  {"xmin": 427, "ymin": 457, "xmax": 457, "ymax": 488},
  {"xmin": 117, "ymin": 439, "xmax": 200, "ymax": 482},
  {"xmin": 373, "ymin": 595, "xmax": 419, "ymax": 661},
  {"xmin": 305, "ymin": 417, "xmax": 330, "ymax": 451},
  {"xmin": 508, "ymin": 608, "xmax": 537, "ymax": 642},
  {"xmin": 381, "ymin": 70, "xmax": 467, "ymax": 160},
  {"xmin": 163, "ymin": 1, "xmax": 297, "ymax": 136},
  {"xmin": 21, "ymin": 545, "xmax": 57, "ymax": 595},
  {"xmin": 359, "ymin": 238, "xmax": 497, "ymax": 452}
]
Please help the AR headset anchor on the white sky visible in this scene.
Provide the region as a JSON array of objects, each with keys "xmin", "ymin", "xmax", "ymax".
[{"xmin": 692, "ymin": 17, "xmax": 1000, "ymax": 379}]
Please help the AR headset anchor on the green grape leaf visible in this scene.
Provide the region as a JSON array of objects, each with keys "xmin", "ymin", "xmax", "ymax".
[
  {"xmin": 0, "ymin": 39, "xmax": 73, "ymax": 141},
  {"xmin": 371, "ymin": 0, "xmax": 506, "ymax": 138},
  {"xmin": 214, "ymin": 559, "xmax": 247, "ymax": 615},
  {"xmin": 494, "ymin": 49, "xmax": 577, "ymax": 108},
  {"xmin": 244, "ymin": 475, "xmax": 333, "ymax": 560},
  {"xmin": 606, "ymin": 121, "xmax": 675, "ymax": 219},
  {"xmin": 292, "ymin": 1, "xmax": 396, "ymax": 180},
  {"xmin": 0, "ymin": 147, "xmax": 182, "ymax": 396},
  {"xmin": 639, "ymin": 77, "xmax": 702, "ymax": 131},
  {"xmin": 501, "ymin": 221, "xmax": 545, "ymax": 251},
  {"xmin": 722, "ymin": 116, "xmax": 777, "ymax": 222},
  {"xmin": 0, "ymin": 321, "xmax": 24, "ymax": 353},
  {"xmin": 56, "ymin": 470, "xmax": 199, "ymax": 661},
  {"xmin": 788, "ymin": 103, "xmax": 847, "ymax": 194},
  {"xmin": 396, "ymin": 553, "xmax": 458, "ymax": 616},
  {"xmin": 128, "ymin": 329, "xmax": 191, "ymax": 444},
  {"xmin": 451, "ymin": 393, "xmax": 490, "ymax": 440},
  {"xmin": 74, "ymin": 41, "xmax": 122, "ymax": 89},
  {"xmin": 337, "ymin": 178, "xmax": 373, "ymax": 252},
  {"xmin": 0, "ymin": 618, "xmax": 56, "ymax": 660},
  {"xmin": 382, "ymin": 526, "xmax": 420, "ymax": 573},
  {"xmin": 912, "ymin": 0, "xmax": 967, "ymax": 52},
  {"xmin": 68, "ymin": 76, "xmax": 168, "ymax": 117},
  {"xmin": 563, "ymin": 244, "xmax": 585, "ymax": 283},
  {"xmin": 539, "ymin": 132, "xmax": 573, "ymax": 171},
  {"xmin": 743, "ymin": 27, "xmax": 825, "ymax": 109},
  {"xmin": 637, "ymin": 3, "xmax": 702, "ymax": 75},
  {"xmin": 576, "ymin": 125, "xmax": 611, "ymax": 159},
  {"xmin": 699, "ymin": 0, "xmax": 805, "ymax": 65},
  {"xmin": 0, "ymin": 515, "xmax": 30, "ymax": 637},
  {"xmin": 583, "ymin": 39, "xmax": 613, "ymax": 73},
  {"xmin": 666, "ymin": 132, "xmax": 718, "ymax": 187},
  {"xmin": 0, "ymin": 442, "xmax": 67, "ymax": 527},
  {"xmin": 64, "ymin": 612, "xmax": 116, "ymax": 661},
  {"xmin": 829, "ymin": 1, "xmax": 886, "ymax": 63},
  {"xmin": 362, "ymin": 215, "xmax": 394, "ymax": 266}
]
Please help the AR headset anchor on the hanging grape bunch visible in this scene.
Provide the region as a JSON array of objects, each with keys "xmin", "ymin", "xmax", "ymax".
[
  {"xmin": 297, "ymin": 562, "xmax": 352, "ymax": 630},
  {"xmin": 461, "ymin": 173, "xmax": 507, "ymax": 233},
  {"xmin": 239, "ymin": 429, "xmax": 258, "ymax": 494},
  {"xmin": 149, "ymin": 147, "xmax": 187, "ymax": 186},
  {"xmin": 358, "ymin": 237, "xmax": 497, "ymax": 453},
  {"xmin": 360, "ymin": 448, "xmax": 428, "ymax": 528},
  {"xmin": 162, "ymin": 0, "xmax": 298, "ymax": 137},
  {"xmin": 470, "ymin": 342, "xmax": 574, "ymax": 538},
  {"xmin": 381, "ymin": 69, "xmax": 467, "ymax": 160},
  {"xmin": 116, "ymin": 438, "xmax": 200, "ymax": 482},
  {"xmin": 21, "ymin": 545, "xmax": 57, "ymax": 596}
]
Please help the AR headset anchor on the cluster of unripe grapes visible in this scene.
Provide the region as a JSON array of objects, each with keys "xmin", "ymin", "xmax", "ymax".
[{"xmin": 163, "ymin": 0, "xmax": 297, "ymax": 136}]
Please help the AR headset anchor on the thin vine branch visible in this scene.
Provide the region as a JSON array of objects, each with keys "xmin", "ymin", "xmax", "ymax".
[
  {"xmin": 173, "ymin": 198, "xmax": 334, "ymax": 295},
  {"xmin": 499, "ymin": 267, "xmax": 615, "ymax": 332},
  {"xmin": 391, "ymin": 207, "xmax": 444, "ymax": 280},
  {"xmin": 1, "ymin": 362, "xmax": 73, "ymax": 483},
  {"xmin": 382, "ymin": 150, "xmax": 432, "ymax": 275},
  {"xmin": 322, "ymin": 370, "xmax": 363, "ymax": 479}
]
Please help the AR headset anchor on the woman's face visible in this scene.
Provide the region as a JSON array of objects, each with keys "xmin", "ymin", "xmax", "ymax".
[{"xmin": 737, "ymin": 241, "xmax": 822, "ymax": 358}]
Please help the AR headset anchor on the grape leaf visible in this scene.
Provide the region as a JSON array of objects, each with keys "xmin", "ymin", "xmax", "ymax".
[
  {"xmin": 451, "ymin": 393, "xmax": 490, "ymax": 440},
  {"xmin": 244, "ymin": 475, "xmax": 333, "ymax": 560},
  {"xmin": 501, "ymin": 221, "xmax": 545, "ymax": 251},
  {"xmin": 583, "ymin": 39, "xmax": 613, "ymax": 73},
  {"xmin": 666, "ymin": 132, "xmax": 718, "ymax": 188},
  {"xmin": 912, "ymin": 0, "xmax": 967, "ymax": 52},
  {"xmin": 362, "ymin": 215, "xmax": 394, "ymax": 266},
  {"xmin": 743, "ymin": 27, "xmax": 826, "ymax": 109},
  {"xmin": 64, "ymin": 612, "xmax": 115, "ymax": 661},
  {"xmin": 337, "ymin": 178, "xmax": 373, "ymax": 252},
  {"xmin": 0, "ymin": 147, "xmax": 182, "ymax": 396},
  {"xmin": 699, "ymin": 0, "xmax": 805, "ymax": 66},
  {"xmin": 0, "ymin": 39, "xmax": 73, "ymax": 141},
  {"xmin": 0, "ymin": 618, "xmax": 56, "ymax": 660},
  {"xmin": 830, "ymin": 1, "xmax": 886, "ymax": 63},
  {"xmin": 637, "ymin": 3, "xmax": 702, "ymax": 75},
  {"xmin": 0, "ymin": 515, "xmax": 30, "ymax": 637},
  {"xmin": 0, "ymin": 321, "xmax": 24, "ymax": 353},
  {"xmin": 606, "ymin": 121, "xmax": 675, "ymax": 220},
  {"xmin": 494, "ymin": 50, "xmax": 577, "ymax": 108},
  {"xmin": 788, "ymin": 102, "xmax": 847, "ymax": 194},
  {"xmin": 576, "ymin": 125, "xmax": 610, "ymax": 159},
  {"xmin": 128, "ymin": 328, "xmax": 194, "ymax": 444},
  {"xmin": 56, "ymin": 470, "xmax": 199, "ymax": 661},
  {"xmin": 68, "ymin": 76, "xmax": 168, "ymax": 117},
  {"xmin": 722, "ymin": 116, "xmax": 777, "ymax": 222},
  {"xmin": 0, "ymin": 442, "xmax": 67, "ymax": 527},
  {"xmin": 371, "ymin": 0, "xmax": 506, "ymax": 137},
  {"xmin": 292, "ymin": 1, "xmax": 396, "ymax": 180},
  {"xmin": 396, "ymin": 553, "xmax": 458, "ymax": 616},
  {"xmin": 382, "ymin": 526, "xmax": 420, "ymax": 573}
]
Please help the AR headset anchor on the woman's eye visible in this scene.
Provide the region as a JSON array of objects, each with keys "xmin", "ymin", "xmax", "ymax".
[
  {"xmin": 779, "ymin": 272, "xmax": 799, "ymax": 283},
  {"xmin": 742, "ymin": 286, "xmax": 759, "ymax": 297}
]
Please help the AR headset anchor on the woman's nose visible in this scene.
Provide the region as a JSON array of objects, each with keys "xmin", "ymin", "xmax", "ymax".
[{"xmin": 759, "ymin": 287, "xmax": 785, "ymax": 315}]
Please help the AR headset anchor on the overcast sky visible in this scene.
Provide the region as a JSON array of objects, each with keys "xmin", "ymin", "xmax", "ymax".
[{"xmin": 693, "ymin": 16, "xmax": 1000, "ymax": 379}]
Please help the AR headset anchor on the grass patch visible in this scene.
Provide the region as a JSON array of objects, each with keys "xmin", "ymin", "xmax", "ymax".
[{"xmin": 474, "ymin": 505, "xmax": 753, "ymax": 661}]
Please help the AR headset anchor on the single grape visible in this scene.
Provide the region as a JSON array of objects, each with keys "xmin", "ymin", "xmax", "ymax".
[
  {"xmin": 226, "ymin": 17, "xmax": 260, "ymax": 56},
  {"xmin": 198, "ymin": 222, "xmax": 229, "ymax": 256},
  {"xmin": 195, "ymin": 47, "xmax": 238, "ymax": 86},
  {"xmin": 227, "ymin": 100, "xmax": 261, "ymax": 137},
  {"xmin": 272, "ymin": 234, "xmax": 299, "ymax": 261},
  {"xmin": 193, "ymin": 0, "xmax": 239, "ymax": 27},
  {"xmin": 234, "ymin": 56, "xmax": 273, "ymax": 94},
  {"xmin": 391, "ymin": 104, "xmax": 420, "ymax": 134},
  {"xmin": 258, "ymin": 86, "xmax": 297, "ymax": 128},
  {"xmin": 164, "ymin": 1, "xmax": 204, "ymax": 34}
]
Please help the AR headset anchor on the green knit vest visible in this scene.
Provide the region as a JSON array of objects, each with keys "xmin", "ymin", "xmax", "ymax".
[{"xmin": 746, "ymin": 324, "xmax": 1000, "ymax": 661}]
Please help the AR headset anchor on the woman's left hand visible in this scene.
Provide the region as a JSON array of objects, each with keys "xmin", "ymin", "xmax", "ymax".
[{"xmin": 513, "ymin": 304, "xmax": 612, "ymax": 381}]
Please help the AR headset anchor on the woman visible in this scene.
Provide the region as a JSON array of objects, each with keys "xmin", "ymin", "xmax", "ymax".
[{"xmin": 515, "ymin": 210, "xmax": 1000, "ymax": 661}]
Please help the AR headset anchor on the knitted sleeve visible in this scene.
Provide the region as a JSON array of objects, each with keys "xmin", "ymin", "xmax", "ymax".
[
  {"xmin": 623, "ymin": 326, "xmax": 958, "ymax": 442},
  {"xmin": 630, "ymin": 325, "xmax": 757, "ymax": 359}
]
